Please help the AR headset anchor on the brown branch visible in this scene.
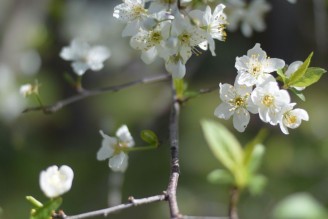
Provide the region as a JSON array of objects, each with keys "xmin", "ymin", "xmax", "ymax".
[
  {"xmin": 60, "ymin": 194, "xmax": 166, "ymax": 219},
  {"xmin": 228, "ymin": 187, "xmax": 240, "ymax": 219},
  {"xmin": 166, "ymin": 78, "xmax": 182, "ymax": 219},
  {"xmin": 23, "ymin": 74, "xmax": 171, "ymax": 114}
]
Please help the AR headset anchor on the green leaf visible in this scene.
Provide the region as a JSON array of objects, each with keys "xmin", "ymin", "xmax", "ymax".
[
  {"xmin": 288, "ymin": 52, "xmax": 313, "ymax": 86},
  {"xmin": 291, "ymin": 67, "xmax": 326, "ymax": 87},
  {"xmin": 140, "ymin": 130, "xmax": 159, "ymax": 147},
  {"xmin": 276, "ymin": 68, "xmax": 287, "ymax": 84},
  {"xmin": 248, "ymin": 174, "xmax": 267, "ymax": 196},
  {"xmin": 245, "ymin": 144, "xmax": 265, "ymax": 174},
  {"xmin": 31, "ymin": 197, "xmax": 62, "ymax": 219},
  {"xmin": 290, "ymin": 87, "xmax": 306, "ymax": 101},
  {"xmin": 26, "ymin": 196, "xmax": 43, "ymax": 208},
  {"xmin": 243, "ymin": 129, "xmax": 268, "ymax": 168},
  {"xmin": 273, "ymin": 193, "xmax": 327, "ymax": 219},
  {"xmin": 207, "ymin": 169, "xmax": 234, "ymax": 185},
  {"xmin": 201, "ymin": 120, "xmax": 243, "ymax": 173}
]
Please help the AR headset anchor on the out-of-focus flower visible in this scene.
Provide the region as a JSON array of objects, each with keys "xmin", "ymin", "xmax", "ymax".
[
  {"xmin": 39, "ymin": 165, "xmax": 74, "ymax": 198},
  {"xmin": 227, "ymin": 0, "xmax": 271, "ymax": 37},
  {"xmin": 19, "ymin": 84, "xmax": 34, "ymax": 97},
  {"xmin": 235, "ymin": 43, "xmax": 285, "ymax": 86},
  {"xmin": 60, "ymin": 38, "xmax": 110, "ymax": 76},
  {"xmin": 97, "ymin": 125, "xmax": 135, "ymax": 172}
]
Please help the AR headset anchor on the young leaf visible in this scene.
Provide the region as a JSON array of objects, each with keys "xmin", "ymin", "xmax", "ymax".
[
  {"xmin": 243, "ymin": 129, "xmax": 268, "ymax": 167},
  {"xmin": 30, "ymin": 197, "xmax": 62, "ymax": 219},
  {"xmin": 246, "ymin": 144, "xmax": 265, "ymax": 174},
  {"xmin": 26, "ymin": 196, "xmax": 43, "ymax": 208},
  {"xmin": 288, "ymin": 52, "xmax": 313, "ymax": 86},
  {"xmin": 207, "ymin": 169, "xmax": 234, "ymax": 185},
  {"xmin": 173, "ymin": 78, "xmax": 187, "ymax": 99},
  {"xmin": 248, "ymin": 174, "xmax": 267, "ymax": 196},
  {"xmin": 291, "ymin": 67, "xmax": 326, "ymax": 87},
  {"xmin": 289, "ymin": 87, "xmax": 306, "ymax": 101},
  {"xmin": 276, "ymin": 68, "xmax": 287, "ymax": 84},
  {"xmin": 140, "ymin": 130, "xmax": 159, "ymax": 147},
  {"xmin": 201, "ymin": 120, "xmax": 243, "ymax": 172}
]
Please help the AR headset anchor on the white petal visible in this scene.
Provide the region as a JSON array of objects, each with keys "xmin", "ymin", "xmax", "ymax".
[
  {"xmin": 233, "ymin": 108, "xmax": 250, "ymax": 132},
  {"xmin": 247, "ymin": 43, "xmax": 266, "ymax": 60},
  {"xmin": 264, "ymin": 58, "xmax": 285, "ymax": 73},
  {"xmin": 116, "ymin": 125, "xmax": 135, "ymax": 147},
  {"xmin": 60, "ymin": 47, "xmax": 74, "ymax": 60},
  {"xmin": 219, "ymin": 83, "xmax": 235, "ymax": 102},
  {"xmin": 279, "ymin": 121, "xmax": 289, "ymax": 135},
  {"xmin": 71, "ymin": 62, "xmax": 89, "ymax": 76},
  {"xmin": 109, "ymin": 152, "xmax": 129, "ymax": 172},
  {"xmin": 141, "ymin": 47, "xmax": 158, "ymax": 64},
  {"xmin": 285, "ymin": 61, "xmax": 303, "ymax": 77},
  {"xmin": 97, "ymin": 130, "xmax": 116, "ymax": 160},
  {"xmin": 122, "ymin": 22, "xmax": 140, "ymax": 37},
  {"xmin": 87, "ymin": 46, "xmax": 110, "ymax": 71},
  {"xmin": 214, "ymin": 103, "xmax": 234, "ymax": 120}
]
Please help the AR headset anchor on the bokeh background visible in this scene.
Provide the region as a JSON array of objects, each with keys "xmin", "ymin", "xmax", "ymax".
[{"xmin": 0, "ymin": 0, "xmax": 328, "ymax": 219}]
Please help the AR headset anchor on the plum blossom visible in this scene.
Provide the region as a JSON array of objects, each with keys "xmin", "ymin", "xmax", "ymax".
[
  {"xmin": 235, "ymin": 43, "xmax": 285, "ymax": 86},
  {"xmin": 20, "ymin": 84, "xmax": 34, "ymax": 97},
  {"xmin": 39, "ymin": 165, "xmax": 74, "ymax": 198},
  {"xmin": 214, "ymin": 82, "xmax": 257, "ymax": 132},
  {"xmin": 60, "ymin": 38, "xmax": 110, "ymax": 76},
  {"xmin": 113, "ymin": 0, "xmax": 148, "ymax": 37},
  {"xmin": 97, "ymin": 125, "xmax": 135, "ymax": 172},
  {"xmin": 190, "ymin": 4, "xmax": 227, "ymax": 56},
  {"xmin": 279, "ymin": 104, "xmax": 309, "ymax": 134},
  {"xmin": 251, "ymin": 81, "xmax": 290, "ymax": 125}
]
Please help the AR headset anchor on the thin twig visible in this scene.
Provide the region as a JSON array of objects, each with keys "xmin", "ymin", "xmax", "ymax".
[
  {"xmin": 182, "ymin": 216, "xmax": 229, "ymax": 219},
  {"xmin": 166, "ymin": 78, "xmax": 182, "ymax": 219},
  {"xmin": 23, "ymin": 74, "xmax": 171, "ymax": 114},
  {"xmin": 61, "ymin": 195, "xmax": 166, "ymax": 219},
  {"xmin": 228, "ymin": 187, "xmax": 240, "ymax": 219},
  {"xmin": 181, "ymin": 85, "xmax": 218, "ymax": 103}
]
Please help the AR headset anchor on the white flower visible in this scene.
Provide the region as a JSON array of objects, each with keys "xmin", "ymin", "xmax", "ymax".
[
  {"xmin": 19, "ymin": 84, "xmax": 33, "ymax": 97},
  {"xmin": 214, "ymin": 82, "xmax": 257, "ymax": 132},
  {"xmin": 285, "ymin": 61, "xmax": 305, "ymax": 90},
  {"xmin": 227, "ymin": 0, "xmax": 271, "ymax": 37},
  {"xmin": 97, "ymin": 125, "xmax": 135, "ymax": 172},
  {"xmin": 165, "ymin": 55, "xmax": 186, "ymax": 78},
  {"xmin": 287, "ymin": 0, "xmax": 297, "ymax": 4},
  {"xmin": 113, "ymin": 0, "xmax": 148, "ymax": 37},
  {"xmin": 251, "ymin": 81, "xmax": 290, "ymax": 125},
  {"xmin": 235, "ymin": 43, "xmax": 285, "ymax": 86},
  {"xmin": 279, "ymin": 104, "xmax": 309, "ymax": 134},
  {"xmin": 189, "ymin": 4, "xmax": 227, "ymax": 56},
  {"xmin": 39, "ymin": 165, "xmax": 74, "ymax": 198},
  {"xmin": 60, "ymin": 38, "xmax": 110, "ymax": 76},
  {"xmin": 130, "ymin": 21, "xmax": 170, "ymax": 64}
]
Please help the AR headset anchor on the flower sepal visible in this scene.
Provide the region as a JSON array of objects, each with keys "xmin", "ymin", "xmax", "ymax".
[{"xmin": 26, "ymin": 196, "xmax": 62, "ymax": 219}]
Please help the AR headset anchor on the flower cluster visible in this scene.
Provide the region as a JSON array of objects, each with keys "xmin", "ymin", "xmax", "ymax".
[
  {"xmin": 215, "ymin": 43, "xmax": 309, "ymax": 134},
  {"xmin": 97, "ymin": 125, "xmax": 135, "ymax": 172},
  {"xmin": 113, "ymin": 0, "xmax": 228, "ymax": 78}
]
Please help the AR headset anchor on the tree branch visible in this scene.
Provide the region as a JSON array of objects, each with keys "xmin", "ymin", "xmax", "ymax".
[
  {"xmin": 23, "ymin": 74, "xmax": 171, "ymax": 114},
  {"xmin": 59, "ymin": 194, "xmax": 166, "ymax": 219},
  {"xmin": 166, "ymin": 78, "xmax": 182, "ymax": 219},
  {"xmin": 228, "ymin": 187, "xmax": 240, "ymax": 219}
]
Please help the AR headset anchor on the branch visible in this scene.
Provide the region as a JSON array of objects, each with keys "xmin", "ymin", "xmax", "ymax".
[
  {"xmin": 60, "ymin": 195, "xmax": 166, "ymax": 219},
  {"xmin": 228, "ymin": 187, "xmax": 240, "ymax": 219},
  {"xmin": 181, "ymin": 85, "xmax": 218, "ymax": 104},
  {"xmin": 23, "ymin": 74, "xmax": 171, "ymax": 114},
  {"xmin": 166, "ymin": 78, "xmax": 182, "ymax": 219}
]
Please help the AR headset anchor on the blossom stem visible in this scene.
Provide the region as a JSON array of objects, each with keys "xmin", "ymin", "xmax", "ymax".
[
  {"xmin": 228, "ymin": 187, "xmax": 240, "ymax": 219},
  {"xmin": 125, "ymin": 145, "xmax": 157, "ymax": 152}
]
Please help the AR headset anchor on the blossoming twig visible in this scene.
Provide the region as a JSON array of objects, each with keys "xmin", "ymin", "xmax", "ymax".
[{"xmin": 22, "ymin": 74, "xmax": 171, "ymax": 114}]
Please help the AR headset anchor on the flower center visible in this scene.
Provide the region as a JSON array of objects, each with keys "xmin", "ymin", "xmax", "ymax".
[
  {"xmin": 161, "ymin": 0, "xmax": 176, "ymax": 3},
  {"xmin": 284, "ymin": 113, "xmax": 297, "ymax": 125},
  {"xmin": 179, "ymin": 33, "xmax": 191, "ymax": 45},
  {"xmin": 132, "ymin": 5, "xmax": 147, "ymax": 18},
  {"xmin": 262, "ymin": 95, "xmax": 274, "ymax": 107},
  {"xmin": 150, "ymin": 31, "xmax": 162, "ymax": 44},
  {"xmin": 234, "ymin": 97, "xmax": 245, "ymax": 107}
]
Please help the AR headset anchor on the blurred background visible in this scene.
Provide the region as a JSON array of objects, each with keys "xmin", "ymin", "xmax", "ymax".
[{"xmin": 0, "ymin": 0, "xmax": 327, "ymax": 219}]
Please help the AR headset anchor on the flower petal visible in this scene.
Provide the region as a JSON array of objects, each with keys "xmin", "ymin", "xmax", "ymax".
[{"xmin": 109, "ymin": 152, "xmax": 129, "ymax": 172}]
